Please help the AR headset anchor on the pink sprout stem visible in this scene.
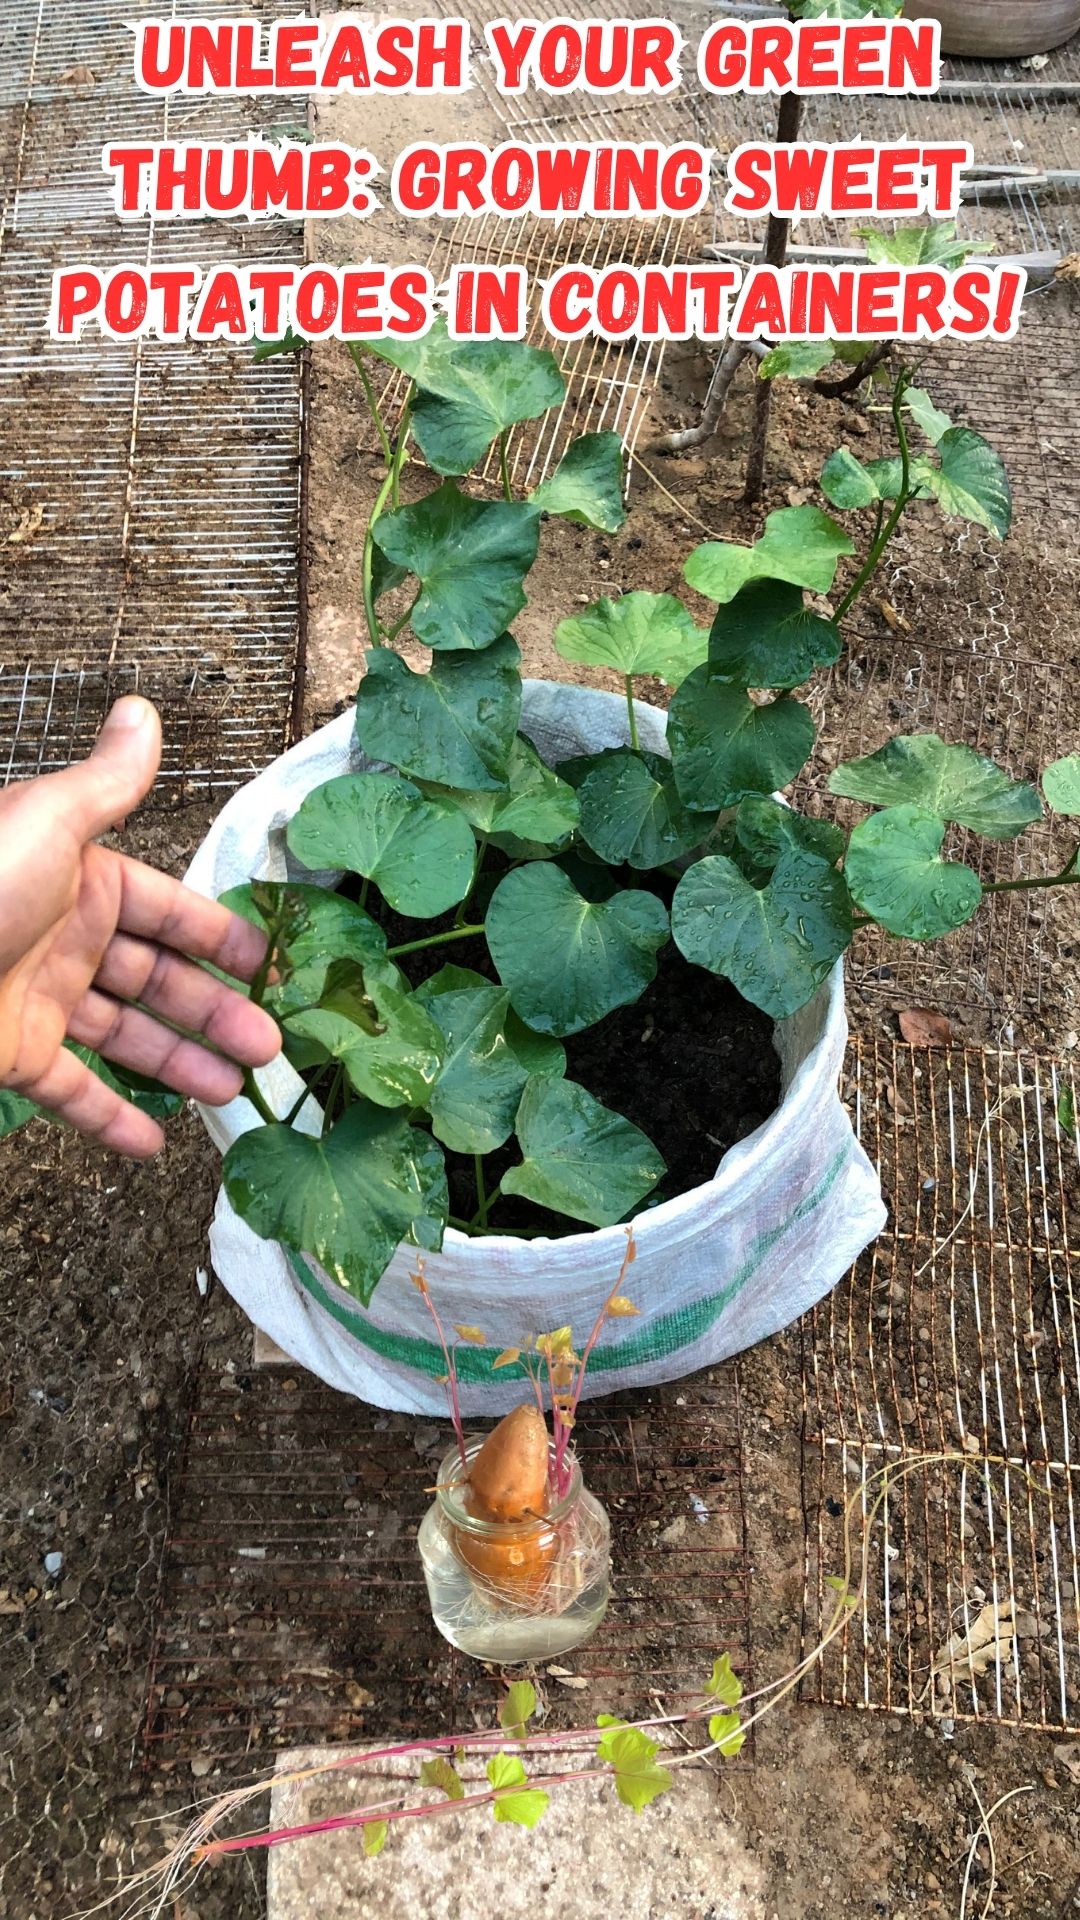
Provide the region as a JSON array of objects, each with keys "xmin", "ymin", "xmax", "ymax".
[
  {"xmin": 200, "ymin": 1766, "xmax": 602, "ymax": 1859},
  {"xmin": 553, "ymin": 1228, "xmax": 636, "ymax": 1491},
  {"xmin": 415, "ymin": 1274, "xmax": 467, "ymax": 1473}
]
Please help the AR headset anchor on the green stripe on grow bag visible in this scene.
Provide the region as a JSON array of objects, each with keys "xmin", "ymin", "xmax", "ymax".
[{"xmin": 285, "ymin": 1144, "xmax": 849, "ymax": 1383}]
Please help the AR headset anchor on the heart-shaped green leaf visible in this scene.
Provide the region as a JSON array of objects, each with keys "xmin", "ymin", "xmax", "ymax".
[
  {"xmin": 669, "ymin": 671, "xmax": 815, "ymax": 812},
  {"xmin": 707, "ymin": 579, "xmax": 842, "ymax": 690},
  {"xmin": 371, "ymin": 545, "xmax": 408, "ymax": 602},
  {"xmin": 684, "ymin": 506, "xmax": 854, "ymax": 604},
  {"xmin": 904, "ymin": 387, "xmax": 952, "ymax": 445},
  {"xmin": 920, "ymin": 428, "xmax": 1012, "ymax": 540},
  {"xmin": 486, "ymin": 863, "xmax": 669, "ymax": 1036},
  {"xmin": 595, "ymin": 1723, "xmax": 674, "ymax": 1812},
  {"xmin": 502, "ymin": 1077, "xmax": 665, "ymax": 1227},
  {"xmin": 499, "ymin": 1679, "xmax": 538, "ymax": 1740},
  {"xmin": 486, "ymin": 1754, "xmax": 550, "ymax": 1830},
  {"xmin": 0, "ymin": 1088, "xmax": 40, "ymax": 1137},
  {"xmin": 220, "ymin": 881, "xmax": 388, "ymax": 1019},
  {"xmin": 221, "ymin": 1102, "xmax": 448, "ymax": 1306},
  {"xmin": 554, "ymin": 592, "xmax": 708, "ymax": 687},
  {"xmin": 577, "ymin": 749, "xmax": 712, "ymax": 869},
  {"xmin": 362, "ymin": 323, "xmax": 565, "ymax": 475},
  {"xmin": 829, "ymin": 734, "xmax": 1041, "ymax": 840},
  {"xmin": 844, "ymin": 804, "xmax": 983, "ymax": 939},
  {"xmin": 372, "ymin": 484, "xmax": 539, "ymax": 652},
  {"xmin": 819, "ymin": 447, "xmax": 886, "ymax": 510},
  {"xmin": 414, "ymin": 965, "xmax": 565, "ymax": 1153},
  {"xmin": 857, "ymin": 219, "xmax": 983, "ymax": 268},
  {"xmin": 529, "ymin": 431, "xmax": 626, "ymax": 532},
  {"xmin": 287, "ymin": 772, "xmax": 475, "ymax": 917},
  {"xmin": 357, "ymin": 320, "xmax": 463, "ymax": 393},
  {"xmin": 672, "ymin": 848, "xmax": 852, "ymax": 1019},
  {"xmin": 285, "ymin": 961, "xmax": 444, "ymax": 1110},
  {"xmin": 409, "ymin": 342, "xmax": 566, "ymax": 476},
  {"xmin": 735, "ymin": 795, "xmax": 845, "ymax": 876},
  {"xmin": 421, "ymin": 734, "xmax": 580, "ymax": 850},
  {"xmin": 758, "ymin": 342, "xmax": 835, "ymax": 381},
  {"xmin": 355, "ymin": 635, "xmax": 521, "ymax": 791},
  {"xmin": 819, "ymin": 447, "xmax": 940, "ymax": 511},
  {"xmin": 64, "ymin": 1045, "xmax": 186, "ymax": 1119},
  {"xmin": 1043, "ymin": 755, "xmax": 1080, "ymax": 815}
]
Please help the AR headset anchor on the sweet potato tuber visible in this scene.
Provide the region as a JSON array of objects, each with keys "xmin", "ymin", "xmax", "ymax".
[{"xmin": 466, "ymin": 1404, "xmax": 550, "ymax": 1523}]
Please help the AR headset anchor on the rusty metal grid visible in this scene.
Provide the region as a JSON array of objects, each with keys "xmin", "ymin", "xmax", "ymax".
[
  {"xmin": 137, "ymin": 1357, "xmax": 752, "ymax": 1781},
  {"xmin": 0, "ymin": 0, "xmax": 305, "ymax": 795},
  {"xmin": 801, "ymin": 1035, "xmax": 1080, "ymax": 1734},
  {"xmin": 415, "ymin": 0, "xmax": 1080, "ymax": 521},
  {"xmin": 794, "ymin": 633, "xmax": 1080, "ymax": 1028}
]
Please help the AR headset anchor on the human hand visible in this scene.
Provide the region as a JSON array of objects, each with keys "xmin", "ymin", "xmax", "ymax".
[{"xmin": 0, "ymin": 696, "xmax": 280, "ymax": 1157}]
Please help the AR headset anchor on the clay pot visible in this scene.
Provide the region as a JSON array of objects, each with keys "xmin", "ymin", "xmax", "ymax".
[{"xmin": 904, "ymin": 1, "xmax": 1080, "ymax": 58}]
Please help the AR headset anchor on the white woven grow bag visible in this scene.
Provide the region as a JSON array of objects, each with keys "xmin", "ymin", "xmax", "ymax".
[{"xmin": 186, "ymin": 683, "xmax": 886, "ymax": 1414}]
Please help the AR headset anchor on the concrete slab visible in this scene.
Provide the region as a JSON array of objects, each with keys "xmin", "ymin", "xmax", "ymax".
[
  {"xmin": 267, "ymin": 1745, "xmax": 766, "ymax": 1920},
  {"xmin": 253, "ymin": 1329, "xmax": 291, "ymax": 1367}
]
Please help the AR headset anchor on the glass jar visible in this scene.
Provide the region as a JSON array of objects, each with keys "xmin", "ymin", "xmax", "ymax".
[{"xmin": 417, "ymin": 1437, "xmax": 610, "ymax": 1663}]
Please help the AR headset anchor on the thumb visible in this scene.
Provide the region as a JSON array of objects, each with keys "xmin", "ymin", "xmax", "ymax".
[{"xmin": 52, "ymin": 696, "xmax": 163, "ymax": 841}]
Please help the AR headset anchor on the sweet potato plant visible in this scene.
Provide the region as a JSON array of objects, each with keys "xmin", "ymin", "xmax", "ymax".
[
  {"xmin": 7, "ymin": 317, "xmax": 1079, "ymax": 1303},
  {"xmin": 193, "ymin": 323, "xmax": 1080, "ymax": 1304}
]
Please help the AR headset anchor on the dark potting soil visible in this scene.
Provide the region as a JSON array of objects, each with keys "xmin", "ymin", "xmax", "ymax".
[{"xmin": 347, "ymin": 863, "xmax": 782, "ymax": 1238}]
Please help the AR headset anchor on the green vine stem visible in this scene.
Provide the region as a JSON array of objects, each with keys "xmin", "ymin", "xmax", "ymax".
[
  {"xmin": 386, "ymin": 923, "xmax": 485, "ymax": 959},
  {"xmin": 382, "ymin": 597, "xmax": 418, "ymax": 645},
  {"xmin": 282, "ymin": 1082, "xmax": 313, "ymax": 1128},
  {"xmin": 321, "ymin": 1064, "xmax": 345, "ymax": 1137},
  {"xmin": 470, "ymin": 1178, "xmax": 502, "ymax": 1231},
  {"xmin": 473, "ymin": 1154, "xmax": 489, "ymax": 1229},
  {"xmin": 625, "ymin": 675, "xmax": 640, "ymax": 750},
  {"xmin": 241, "ymin": 906, "xmax": 287, "ymax": 1124},
  {"xmin": 498, "ymin": 429, "xmax": 513, "ymax": 502},
  {"xmin": 833, "ymin": 370, "xmax": 913, "ymax": 624},
  {"xmin": 242, "ymin": 1070, "xmax": 278, "ymax": 1127},
  {"xmin": 347, "ymin": 346, "xmax": 393, "ymax": 469},
  {"xmin": 984, "ymin": 847, "xmax": 1080, "ymax": 894},
  {"xmin": 361, "ymin": 388, "xmax": 414, "ymax": 648}
]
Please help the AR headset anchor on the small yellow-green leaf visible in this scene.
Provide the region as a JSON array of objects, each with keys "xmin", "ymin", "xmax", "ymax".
[
  {"xmin": 499, "ymin": 1680, "xmax": 538, "ymax": 1741},
  {"xmin": 362, "ymin": 1820, "xmax": 389, "ymax": 1857},
  {"xmin": 453, "ymin": 1324, "xmax": 487, "ymax": 1345},
  {"xmin": 486, "ymin": 1752, "xmax": 550, "ymax": 1828},
  {"xmin": 420, "ymin": 1754, "xmax": 465, "ymax": 1801},
  {"xmin": 607, "ymin": 1296, "xmax": 639, "ymax": 1318},
  {"xmin": 492, "ymin": 1347, "xmax": 522, "ymax": 1369},
  {"xmin": 596, "ymin": 1724, "xmax": 673, "ymax": 1813},
  {"xmin": 704, "ymin": 1653, "xmax": 743, "ymax": 1707},
  {"xmin": 708, "ymin": 1712, "xmax": 746, "ymax": 1757}
]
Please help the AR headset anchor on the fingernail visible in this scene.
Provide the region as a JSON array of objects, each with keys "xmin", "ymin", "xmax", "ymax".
[{"xmin": 106, "ymin": 696, "xmax": 154, "ymax": 732}]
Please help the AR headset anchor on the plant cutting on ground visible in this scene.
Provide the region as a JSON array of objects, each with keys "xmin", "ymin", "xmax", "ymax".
[{"xmin": 87, "ymin": 1439, "xmax": 1060, "ymax": 1919}]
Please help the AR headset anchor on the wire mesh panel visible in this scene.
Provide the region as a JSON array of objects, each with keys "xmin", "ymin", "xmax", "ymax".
[
  {"xmin": 139, "ymin": 1355, "xmax": 752, "ymax": 1779},
  {"xmin": 0, "ymin": 0, "xmax": 304, "ymax": 794},
  {"xmin": 801, "ymin": 1036, "xmax": 1080, "ymax": 1733},
  {"xmin": 796, "ymin": 637, "xmax": 1080, "ymax": 1026}
]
